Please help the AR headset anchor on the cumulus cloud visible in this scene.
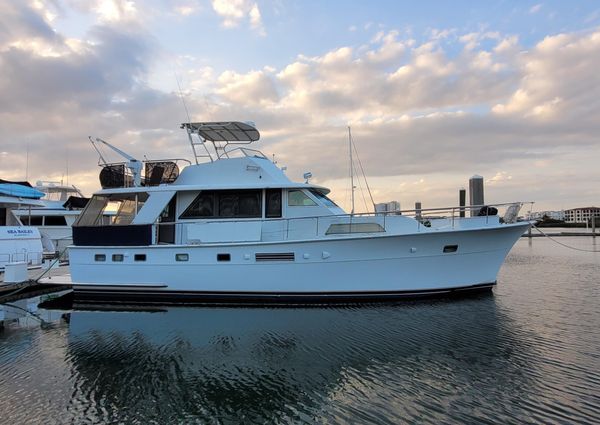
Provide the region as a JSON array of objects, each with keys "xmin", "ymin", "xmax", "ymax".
[
  {"xmin": 211, "ymin": 0, "xmax": 266, "ymax": 35},
  {"xmin": 1, "ymin": 1, "xmax": 600, "ymax": 211}
]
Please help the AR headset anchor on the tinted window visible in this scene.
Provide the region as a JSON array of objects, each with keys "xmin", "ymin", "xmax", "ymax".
[
  {"xmin": 180, "ymin": 192, "xmax": 216, "ymax": 218},
  {"xmin": 25, "ymin": 216, "xmax": 43, "ymax": 225},
  {"xmin": 180, "ymin": 190, "xmax": 262, "ymax": 219},
  {"xmin": 219, "ymin": 191, "xmax": 261, "ymax": 217},
  {"xmin": 288, "ymin": 190, "xmax": 317, "ymax": 206},
  {"xmin": 265, "ymin": 189, "xmax": 282, "ymax": 218},
  {"xmin": 44, "ymin": 216, "xmax": 68, "ymax": 226}
]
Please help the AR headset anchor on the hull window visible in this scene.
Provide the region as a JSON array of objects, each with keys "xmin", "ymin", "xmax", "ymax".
[
  {"xmin": 134, "ymin": 254, "xmax": 146, "ymax": 261},
  {"xmin": 94, "ymin": 254, "xmax": 106, "ymax": 262},
  {"xmin": 176, "ymin": 253, "xmax": 189, "ymax": 262},
  {"xmin": 112, "ymin": 254, "xmax": 124, "ymax": 262},
  {"xmin": 443, "ymin": 245, "xmax": 458, "ymax": 253},
  {"xmin": 217, "ymin": 253, "xmax": 231, "ymax": 262}
]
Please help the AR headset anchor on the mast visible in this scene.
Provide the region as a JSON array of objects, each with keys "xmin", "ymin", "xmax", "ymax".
[{"xmin": 348, "ymin": 126, "xmax": 355, "ymax": 215}]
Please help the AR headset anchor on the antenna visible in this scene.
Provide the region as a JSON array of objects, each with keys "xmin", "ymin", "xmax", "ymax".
[
  {"xmin": 25, "ymin": 143, "xmax": 29, "ymax": 181},
  {"xmin": 348, "ymin": 126, "xmax": 355, "ymax": 215},
  {"xmin": 66, "ymin": 148, "xmax": 69, "ymax": 186},
  {"xmin": 174, "ymin": 72, "xmax": 191, "ymax": 124}
]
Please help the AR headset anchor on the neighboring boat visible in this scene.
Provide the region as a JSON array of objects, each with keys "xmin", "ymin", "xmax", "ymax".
[
  {"xmin": 14, "ymin": 181, "xmax": 88, "ymax": 255},
  {"xmin": 0, "ymin": 180, "xmax": 45, "ymax": 269},
  {"xmin": 68, "ymin": 122, "xmax": 531, "ymax": 304}
]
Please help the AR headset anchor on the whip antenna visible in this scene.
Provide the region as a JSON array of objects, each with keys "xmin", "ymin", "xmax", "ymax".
[{"xmin": 175, "ymin": 72, "xmax": 191, "ymax": 124}]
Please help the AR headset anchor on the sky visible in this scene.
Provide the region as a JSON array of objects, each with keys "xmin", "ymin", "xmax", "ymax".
[{"xmin": 1, "ymin": 0, "xmax": 599, "ymax": 212}]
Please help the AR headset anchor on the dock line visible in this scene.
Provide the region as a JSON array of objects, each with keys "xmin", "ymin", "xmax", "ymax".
[{"xmin": 531, "ymin": 225, "xmax": 600, "ymax": 253}]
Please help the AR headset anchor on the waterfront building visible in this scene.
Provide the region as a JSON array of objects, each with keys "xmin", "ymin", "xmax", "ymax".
[
  {"xmin": 564, "ymin": 207, "xmax": 600, "ymax": 223},
  {"xmin": 374, "ymin": 201, "xmax": 401, "ymax": 214},
  {"xmin": 527, "ymin": 210, "xmax": 566, "ymax": 221}
]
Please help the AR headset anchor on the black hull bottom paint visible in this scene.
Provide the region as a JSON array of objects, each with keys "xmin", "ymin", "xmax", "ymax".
[{"xmin": 71, "ymin": 282, "xmax": 496, "ymax": 306}]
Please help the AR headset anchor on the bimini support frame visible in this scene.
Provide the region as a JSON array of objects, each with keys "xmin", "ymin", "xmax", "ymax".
[{"xmin": 181, "ymin": 122, "xmax": 260, "ymax": 164}]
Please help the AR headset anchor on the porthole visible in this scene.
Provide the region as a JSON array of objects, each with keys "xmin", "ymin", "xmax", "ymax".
[
  {"xmin": 94, "ymin": 254, "xmax": 106, "ymax": 262},
  {"xmin": 112, "ymin": 254, "xmax": 124, "ymax": 262},
  {"xmin": 134, "ymin": 254, "xmax": 146, "ymax": 262},
  {"xmin": 176, "ymin": 253, "xmax": 189, "ymax": 262},
  {"xmin": 217, "ymin": 253, "xmax": 231, "ymax": 262}
]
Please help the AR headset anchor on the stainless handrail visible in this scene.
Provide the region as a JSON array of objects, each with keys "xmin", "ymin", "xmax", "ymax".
[{"xmin": 148, "ymin": 201, "xmax": 532, "ymax": 244}]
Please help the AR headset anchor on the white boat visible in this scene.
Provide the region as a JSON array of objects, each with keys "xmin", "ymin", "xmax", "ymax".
[
  {"xmin": 14, "ymin": 181, "xmax": 87, "ymax": 255},
  {"xmin": 0, "ymin": 181, "xmax": 45, "ymax": 269},
  {"xmin": 68, "ymin": 122, "xmax": 530, "ymax": 303}
]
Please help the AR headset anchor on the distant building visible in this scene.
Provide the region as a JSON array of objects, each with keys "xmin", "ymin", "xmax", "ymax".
[
  {"xmin": 564, "ymin": 207, "xmax": 600, "ymax": 223},
  {"xmin": 375, "ymin": 201, "xmax": 401, "ymax": 214},
  {"xmin": 527, "ymin": 210, "xmax": 566, "ymax": 221}
]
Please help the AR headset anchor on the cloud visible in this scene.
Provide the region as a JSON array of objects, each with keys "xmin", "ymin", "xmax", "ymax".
[
  {"xmin": 529, "ymin": 4, "xmax": 542, "ymax": 14},
  {"xmin": 211, "ymin": 0, "xmax": 266, "ymax": 35},
  {"xmin": 1, "ymin": 2, "xmax": 600, "ymax": 211}
]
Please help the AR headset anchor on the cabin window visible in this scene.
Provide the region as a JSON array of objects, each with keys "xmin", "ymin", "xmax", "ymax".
[
  {"xmin": 180, "ymin": 190, "xmax": 262, "ymax": 219},
  {"xmin": 309, "ymin": 189, "xmax": 339, "ymax": 208},
  {"xmin": 112, "ymin": 254, "xmax": 124, "ymax": 262},
  {"xmin": 21, "ymin": 216, "xmax": 43, "ymax": 225},
  {"xmin": 288, "ymin": 190, "xmax": 317, "ymax": 206},
  {"xmin": 94, "ymin": 254, "xmax": 106, "ymax": 262},
  {"xmin": 265, "ymin": 189, "xmax": 282, "ymax": 218},
  {"xmin": 134, "ymin": 254, "xmax": 146, "ymax": 261},
  {"xmin": 176, "ymin": 253, "xmax": 189, "ymax": 261},
  {"xmin": 44, "ymin": 216, "xmax": 68, "ymax": 226},
  {"xmin": 75, "ymin": 193, "xmax": 148, "ymax": 226}
]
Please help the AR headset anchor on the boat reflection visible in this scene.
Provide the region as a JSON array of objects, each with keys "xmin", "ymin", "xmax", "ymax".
[{"xmin": 61, "ymin": 293, "xmax": 535, "ymax": 423}]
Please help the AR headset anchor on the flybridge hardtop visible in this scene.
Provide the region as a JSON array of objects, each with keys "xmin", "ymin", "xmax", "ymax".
[
  {"xmin": 181, "ymin": 121, "xmax": 260, "ymax": 142},
  {"xmin": 67, "ymin": 120, "xmax": 532, "ymax": 304}
]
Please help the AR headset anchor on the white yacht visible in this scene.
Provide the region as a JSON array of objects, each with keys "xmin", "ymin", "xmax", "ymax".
[
  {"xmin": 14, "ymin": 181, "xmax": 87, "ymax": 254},
  {"xmin": 68, "ymin": 122, "xmax": 530, "ymax": 303},
  {"xmin": 0, "ymin": 181, "xmax": 45, "ymax": 269}
]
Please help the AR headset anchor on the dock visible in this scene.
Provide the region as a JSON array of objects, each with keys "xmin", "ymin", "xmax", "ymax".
[{"xmin": 0, "ymin": 265, "xmax": 71, "ymax": 304}]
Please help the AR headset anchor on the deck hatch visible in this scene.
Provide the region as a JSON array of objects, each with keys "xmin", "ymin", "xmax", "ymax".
[{"xmin": 255, "ymin": 252, "xmax": 295, "ymax": 262}]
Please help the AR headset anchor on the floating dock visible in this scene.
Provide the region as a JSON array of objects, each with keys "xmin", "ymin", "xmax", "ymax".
[{"xmin": 0, "ymin": 265, "xmax": 71, "ymax": 304}]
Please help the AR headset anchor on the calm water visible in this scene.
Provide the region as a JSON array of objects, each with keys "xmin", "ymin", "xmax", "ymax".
[{"xmin": 1, "ymin": 237, "xmax": 599, "ymax": 424}]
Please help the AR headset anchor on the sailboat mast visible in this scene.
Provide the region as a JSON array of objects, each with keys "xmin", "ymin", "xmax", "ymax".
[{"xmin": 348, "ymin": 126, "xmax": 355, "ymax": 214}]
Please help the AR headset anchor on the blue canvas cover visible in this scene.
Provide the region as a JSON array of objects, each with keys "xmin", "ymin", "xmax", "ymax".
[{"xmin": 0, "ymin": 183, "xmax": 45, "ymax": 199}]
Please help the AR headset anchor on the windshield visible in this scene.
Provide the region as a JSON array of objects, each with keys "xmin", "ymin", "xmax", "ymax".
[
  {"xmin": 74, "ymin": 193, "xmax": 148, "ymax": 226},
  {"xmin": 309, "ymin": 189, "xmax": 339, "ymax": 208}
]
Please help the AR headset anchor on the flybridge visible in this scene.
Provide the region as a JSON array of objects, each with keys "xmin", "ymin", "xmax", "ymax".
[
  {"xmin": 181, "ymin": 121, "xmax": 263, "ymax": 164},
  {"xmin": 89, "ymin": 121, "xmax": 264, "ymax": 189}
]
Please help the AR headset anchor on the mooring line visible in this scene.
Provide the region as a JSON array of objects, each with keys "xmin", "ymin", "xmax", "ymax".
[{"xmin": 531, "ymin": 225, "xmax": 600, "ymax": 253}]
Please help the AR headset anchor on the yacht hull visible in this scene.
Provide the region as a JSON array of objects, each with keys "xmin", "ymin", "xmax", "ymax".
[{"xmin": 68, "ymin": 222, "xmax": 528, "ymax": 304}]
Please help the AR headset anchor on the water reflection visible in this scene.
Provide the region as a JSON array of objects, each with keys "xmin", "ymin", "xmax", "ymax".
[{"xmin": 56, "ymin": 295, "xmax": 534, "ymax": 423}]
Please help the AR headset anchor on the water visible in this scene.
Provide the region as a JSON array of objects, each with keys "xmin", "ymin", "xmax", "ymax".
[{"xmin": 1, "ymin": 237, "xmax": 599, "ymax": 424}]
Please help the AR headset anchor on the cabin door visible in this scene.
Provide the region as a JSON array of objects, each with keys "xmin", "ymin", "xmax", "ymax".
[{"xmin": 158, "ymin": 196, "xmax": 176, "ymax": 244}]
